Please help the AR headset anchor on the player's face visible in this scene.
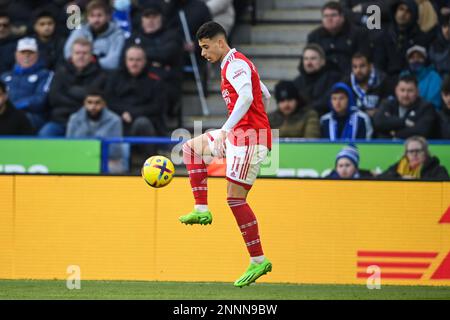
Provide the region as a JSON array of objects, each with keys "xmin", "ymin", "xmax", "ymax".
[
  {"xmin": 336, "ymin": 158, "xmax": 357, "ymax": 179},
  {"xmin": 395, "ymin": 81, "xmax": 418, "ymax": 107},
  {"xmin": 126, "ymin": 47, "xmax": 147, "ymax": 77},
  {"xmin": 84, "ymin": 95, "xmax": 105, "ymax": 116},
  {"xmin": 34, "ymin": 17, "xmax": 55, "ymax": 38},
  {"xmin": 88, "ymin": 9, "xmax": 109, "ymax": 32},
  {"xmin": 395, "ymin": 4, "xmax": 412, "ymax": 27},
  {"xmin": 198, "ymin": 37, "xmax": 223, "ymax": 63},
  {"xmin": 352, "ymin": 57, "xmax": 371, "ymax": 83},
  {"xmin": 405, "ymin": 140, "xmax": 426, "ymax": 168},
  {"xmin": 322, "ymin": 8, "xmax": 344, "ymax": 32},
  {"xmin": 331, "ymin": 92, "xmax": 349, "ymax": 115},
  {"xmin": 278, "ymin": 99, "xmax": 297, "ymax": 116},
  {"xmin": 302, "ymin": 49, "xmax": 324, "ymax": 74},
  {"xmin": 442, "ymin": 92, "xmax": 450, "ymax": 110}
]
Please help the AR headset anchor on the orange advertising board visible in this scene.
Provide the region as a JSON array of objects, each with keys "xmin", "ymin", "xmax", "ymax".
[{"xmin": 0, "ymin": 176, "xmax": 449, "ymax": 286}]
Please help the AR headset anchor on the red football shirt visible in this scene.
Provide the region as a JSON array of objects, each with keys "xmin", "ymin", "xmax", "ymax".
[{"xmin": 220, "ymin": 48, "xmax": 272, "ymax": 149}]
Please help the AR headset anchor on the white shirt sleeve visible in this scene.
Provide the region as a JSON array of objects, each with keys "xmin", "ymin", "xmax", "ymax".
[
  {"xmin": 225, "ymin": 59, "xmax": 252, "ymax": 94},
  {"xmin": 221, "ymin": 83, "xmax": 253, "ymax": 131}
]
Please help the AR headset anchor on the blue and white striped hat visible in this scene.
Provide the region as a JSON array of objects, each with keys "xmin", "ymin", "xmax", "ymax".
[{"xmin": 336, "ymin": 144, "xmax": 360, "ymax": 168}]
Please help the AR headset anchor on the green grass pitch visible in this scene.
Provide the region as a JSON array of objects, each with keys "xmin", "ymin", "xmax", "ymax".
[{"xmin": 0, "ymin": 280, "xmax": 450, "ymax": 300}]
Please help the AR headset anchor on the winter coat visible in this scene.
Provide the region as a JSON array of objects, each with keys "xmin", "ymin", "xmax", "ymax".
[
  {"xmin": 344, "ymin": 68, "xmax": 396, "ymax": 111},
  {"xmin": 268, "ymin": 107, "xmax": 320, "ymax": 138},
  {"xmin": 437, "ymin": 108, "xmax": 450, "ymax": 139},
  {"xmin": 0, "ymin": 35, "xmax": 17, "ymax": 74},
  {"xmin": 307, "ymin": 19, "xmax": 369, "ymax": 74},
  {"xmin": 409, "ymin": 65, "xmax": 442, "ymax": 110},
  {"xmin": 429, "ymin": 29, "xmax": 450, "ymax": 77},
  {"xmin": 64, "ymin": 22, "xmax": 125, "ymax": 70},
  {"xmin": 0, "ymin": 61, "xmax": 53, "ymax": 116},
  {"xmin": 66, "ymin": 107, "xmax": 123, "ymax": 160},
  {"xmin": 379, "ymin": 156, "xmax": 450, "ymax": 180},
  {"xmin": 200, "ymin": 0, "xmax": 235, "ymax": 34},
  {"xmin": 0, "ymin": 100, "xmax": 33, "ymax": 135},
  {"xmin": 373, "ymin": 96, "xmax": 437, "ymax": 138},
  {"xmin": 35, "ymin": 35, "xmax": 66, "ymax": 71},
  {"xmin": 125, "ymin": 26, "xmax": 183, "ymax": 71},
  {"xmin": 48, "ymin": 60, "xmax": 107, "ymax": 124},
  {"xmin": 293, "ymin": 61, "xmax": 343, "ymax": 116},
  {"xmin": 374, "ymin": 0, "xmax": 433, "ymax": 75},
  {"xmin": 104, "ymin": 68, "xmax": 168, "ymax": 135},
  {"xmin": 326, "ymin": 168, "xmax": 374, "ymax": 179},
  {"xmin": 320, "ymin": 82, "xmax": 373, "ymax": 140}
]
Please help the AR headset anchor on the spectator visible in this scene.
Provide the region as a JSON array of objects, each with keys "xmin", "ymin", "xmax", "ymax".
[
  {"xmin": 436, "ymin": 1, "xmax": 450, "ymax": 22},
  {"xmin": 429, "ymin": 13, "xmax": 450, "ymax": 77},
  {"xmin": 64, "ymin": 0, "xmax": 125, "ymax": 71},
  {"xmin": 40, "ymin": 38, "xmax": 107, "ymax": 137},
  {"xmin": 374, "ymin": 0, "xmax": 431, "ymax": 76},
  {"xmin": 346, "ymin": 52, "xmax": 395, "ymax": 116},
  {"xmin": 268, "ymin": 80, "xmax": 320, "ymax": 138},
  {"xmin": 66, "ymin": 88, "xmax": 126, "ymax": 173},
  {"xmin": 293, "ymin": 43, "xmax": 342, "ymax": 116},
  {"xmin": 125, "ymin": 3, "xmax": 183, "ymax": 118},
  {"xmin": 320, "ymin": 82, "xmax": 373, "ymax": 141},
  {"xmin": 31, "ymin": 9, "xmax": 65, "ymax": 70},
  {"xmin": 200, "ymin": 0, "xmax": 235, "ymax": 35},
  {"xmin": 416, "ymin": 0, "xmax": 439, "ymax": 34},
  {"xmin": 438, "ymin": 76, "xmax": 450, "ymax": 139},
  {"xmin": 326, "ymin": 144, "xmax": 373, "ymax": 178},
  {"xmin": 404, "ymin": 45, "xmax": 442, "ymax": 110},
  {"xmin": 105, "ymin": 45, "xmax": 168, "ymax": 161},
  {"xmin": 1, "ymin": 37, "xmax": 53, "ymax": 132},
  {"xmin": 373, "ymin": 74, "xmax": 437, "ymax": 139},
  {"xmin": 111, "ymin": 0, "xmax": 133, "ymax": 38},
  {"xmin": 0, "ymin": 12, "xmax": 17, "ymax": 75},
  {"xmin": 340, "ymin": 0, "xmax": 390, "ymax": 27},
  {"xmin": 0, "ymin": 80, "xmax": 32, "ymax": 135},
  {"xmin": 307, "ymin": 1, "xmax": 368, "ymax": 74},
  {"xmin": 379, "ymin": 135, "xmax": 449, "ymax": 180}
]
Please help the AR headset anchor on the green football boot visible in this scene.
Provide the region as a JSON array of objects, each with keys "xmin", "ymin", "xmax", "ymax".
[
  {"xmin": 234, "ymin": 258, "xmax": 272, "ymax": 288},
  {"xmin": 179, "ymin": 209, "xmax": 213, "ymax": 225}
]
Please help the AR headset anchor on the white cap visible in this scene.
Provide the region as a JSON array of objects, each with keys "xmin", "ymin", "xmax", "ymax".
[
  {"xmin": 17, "ymin": 37, "xmax": 38, "ymax": 52},
  {"xmin": 406, "ymin": 45, "xmax": 427, "ymax": 59}
]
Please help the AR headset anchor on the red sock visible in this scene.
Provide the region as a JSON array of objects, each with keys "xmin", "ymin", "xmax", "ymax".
[
  {"xmin": 183, "ymin": 143, "xmax": 208, "ymax": 205},
  {"xmin": 227, "ymin": 197, "xmax": 264, "ymax": 257}
]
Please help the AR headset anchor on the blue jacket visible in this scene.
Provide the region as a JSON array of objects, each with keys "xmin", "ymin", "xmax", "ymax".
[
  {"xmin": 413, "ymin": 66, "xmax": 442, "ymax": 110},
  {"xmin": 1, "ymin": 61, "xmax": 54, "ymax": 115},
  {"xmin": 320, "ymin": 82, "xmax": 373, "ymax": 141}
]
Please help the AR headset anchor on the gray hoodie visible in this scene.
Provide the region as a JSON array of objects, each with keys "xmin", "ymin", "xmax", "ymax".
[
  {"xmin": 66, "ymin": 107, "xmax": 123, "ymax": 160},
  {"xmin": 64, "ymin": 22, "xmax": 125, "ymax": 70}
]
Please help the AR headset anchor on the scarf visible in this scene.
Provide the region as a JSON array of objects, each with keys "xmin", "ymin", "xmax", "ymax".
[
  {"xmin": 396, "ymin": 156, "xmax": 421, "ymax": 179},
  {"xmin": 328, "ymin": 112, "xmax": 359, "ymax": 141},
  {"xmin": 351, "ymin": 68, "xmax": 378, "ymax": 109}
]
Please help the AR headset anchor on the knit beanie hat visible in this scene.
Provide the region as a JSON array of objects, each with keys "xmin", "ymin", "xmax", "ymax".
[{"xmin": 336, "ymin": 144, "xmax": 360, "ymax": 168}]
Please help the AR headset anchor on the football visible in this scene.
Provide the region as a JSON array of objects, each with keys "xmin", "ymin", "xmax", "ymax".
[{"xmin": 141, "ymin": 155, "xmax": 175, "ymax": 188}]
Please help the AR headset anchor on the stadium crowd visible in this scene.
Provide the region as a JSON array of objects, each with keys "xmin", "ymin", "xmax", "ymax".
[
  {"xmin": 0, "ymin": 0, "xmax": 448, "ymax": 178},
  {"xmin": 270, "ymin": 0, "xmax": 450, "ymax": 142}
]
